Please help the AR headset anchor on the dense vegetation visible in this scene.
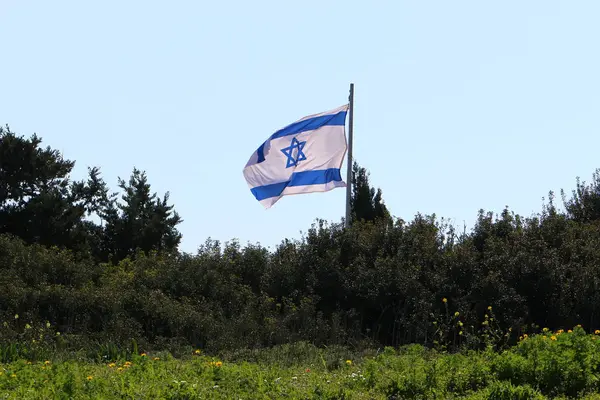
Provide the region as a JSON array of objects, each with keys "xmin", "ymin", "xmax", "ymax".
[
  {"xmin": 2, "ymin": 124, "xmax": 600, "ymax": 358},
  {"xmin": 2, "ymin": 330, "xmax": 600, "ymax": 399}
]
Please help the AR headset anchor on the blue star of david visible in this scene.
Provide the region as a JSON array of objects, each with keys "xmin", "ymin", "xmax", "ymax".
[{"xmin": 281, "ymin": 137, "xmax": 307, "ymax": 168}]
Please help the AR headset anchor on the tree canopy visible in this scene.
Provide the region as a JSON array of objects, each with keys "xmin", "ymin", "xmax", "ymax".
[
  {"xmin": 350, "ymin": 160, "xmax": 391, "ymax": 225},
  {"xmin": 0, "ymin": 125, "xmax": 181, "ymax": 263},
  {"xmin": 2, "ymin": 124, "xmax": 600, "ymax": 355}
]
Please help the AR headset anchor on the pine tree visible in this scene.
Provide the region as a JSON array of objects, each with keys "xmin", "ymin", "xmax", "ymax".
[
  {"xmin": 100, "ymin": 168, "xmax": 182, "ymax": 262},
  {"xmin": 0, "ymin": 125, "xmax": 110, "ymax": 254},
  {"xmin": 350, "ymin": 161, "xmax": 391, "ymax": 225}
]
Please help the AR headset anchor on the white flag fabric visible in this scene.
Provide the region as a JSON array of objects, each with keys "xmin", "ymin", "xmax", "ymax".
[{"xmin": 243, "ymin": 104, "xmax": 349, "ymax": 208}]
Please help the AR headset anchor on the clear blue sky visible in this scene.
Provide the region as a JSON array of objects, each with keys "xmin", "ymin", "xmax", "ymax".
[{"xmin": 2, "ymin": 1, "xmax": 599, "ymax": 253}]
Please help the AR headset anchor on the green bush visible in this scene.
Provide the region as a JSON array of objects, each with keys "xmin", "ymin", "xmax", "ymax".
[{"xmin": 3, "ymin": 171, "xmax": 600, "ymax": 358}]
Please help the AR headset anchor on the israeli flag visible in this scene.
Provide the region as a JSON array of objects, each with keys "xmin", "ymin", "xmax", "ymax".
[{"xmin": 243, "ymin": 104, "xmax": 349, "ymax": 208}]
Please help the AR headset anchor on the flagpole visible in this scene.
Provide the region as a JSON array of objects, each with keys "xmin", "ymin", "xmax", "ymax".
[{"xmin": 345, "ymin": 83, "xmax": 354, "ymax": 228}]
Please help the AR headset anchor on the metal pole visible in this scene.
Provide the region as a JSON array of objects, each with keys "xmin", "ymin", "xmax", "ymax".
[{"xmin": 345, "ymin": 83, "xmax": 354, "ymax": 228}]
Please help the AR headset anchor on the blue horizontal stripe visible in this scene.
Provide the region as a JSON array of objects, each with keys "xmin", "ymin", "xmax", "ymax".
[
  {"xmin": 250, "ymin": 168, "xmax": 342, "ymax": 201},
  {"xmin": 256, "ymin": 111, "xmax": 347, "ymax": 163},
  {"xmin": 271, "ymin": 111, "xmax": 347, "ymax": 140}
]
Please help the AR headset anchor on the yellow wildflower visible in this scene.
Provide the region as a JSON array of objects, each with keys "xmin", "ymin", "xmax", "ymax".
[
  {"xmin": 454, "ymin": 312, "xmax": 459, "ymax": 317},
  {"xmin": 215, "ymin": 361, "xmax": 223, "ymax": 367},
  {"xmin": 140, "ymin": 353, "xmax": 147, "ymax": 357},
  {"xmin": 576, "ymin": 324, "xmax": 582, "ymax": 328},
  {"xmin": 117, "ymin": 367, "xmax": 123, "ymax": 372},
  {"xmin": 124, "ymin": 361, "xmax": 132, "ymax": 366},
  {"xmin": 551, "ymin": 335, "xmax": 557, "ymax": 341},
  {"xmin": 459, "ymin": 331, "xmax": 463, "ymax": 335},
  {"xmin": 194, "ymin": 349, "xmax": 202, "ymax": 355},
  {"xmin": 10, "ymin": 374, "xmax": 16, "ymax": 378},
  {"xmin": 543, "ymin": 327, "xmax": 549, "ymax": 332},
  {"xmin": 87, "ymin": 376, "xmax": 93, "ymax": 381},
  {"xmin": 568, "ymin": 330, "xmax": 572, "ymax": 333},
  {"xmin": 108, "ymin": 363, "xmax": 116, "ymax": 368},
  {"xmin": 557, "ymin": 329, "xmax": 564, "ymax": 334},
  {"xmin": 487, "ymin": 306, "xmax": 492, "ymax": 311},
  {"xmin": 595, "ymin": 330, "xmax": 600, "ymax": 335},
  {"xmin": 523, "ymin": 334, "xmax": 528, "ymax": 339},
  {"xmin": 153, "ymin": 357, "xmax": 160, "ymax": 361},
  {"xmin": 442, "ymin": 298, "xmax": 447, "ymax": 303},
  {"xmin": 458, "ymin": 321, "xmax": 463, "ymax": 327},
  {"xmin": 346, "ymin": 360, "xmax": 352, "ymax": 365},
  {"xmin": 44, "ymin": 360, "xmax": 51, "ymax": 365}
]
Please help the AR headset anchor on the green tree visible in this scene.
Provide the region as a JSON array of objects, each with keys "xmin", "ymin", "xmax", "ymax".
[
  {"xmin": 0, "ymin": 125, "xmax": 182, "ymax": 262},
  {"xmin": 100, "ymin": 168, "xmax": 182, "ymax": 262},
  {"xmin": 350, "ymin": 161, "xmax": 391, "ymax": 225},
  {"xmin": 562, "ymin": 168, "xmax": 600, "ymax": 223},
  {"xmin": 0, "ymin": 125, "xmax": 110, "ymax": 255}
]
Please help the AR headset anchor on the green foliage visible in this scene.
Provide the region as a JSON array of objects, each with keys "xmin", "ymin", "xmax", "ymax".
[
  {"xmin": 0, "ymin": 126, "xmax": 182, "ymax": 263},
  {"xmin": 100, "ymin": 168, "xmax": 182, "ymax": 262},
  {"xmin": 350, "ymin": 161, "xmax": 391, "ymax": 225},
  {"xmin": 0, "ymin": 125, "xmax": 108, "ymax": 255},
  {"xmin": 2, "ymin": 335, "xmax": 600, "ymax": 398},
  {"xmin": 0, "ymin": 315, "xmax": 63, "ymax": 363},
  {"xmin": 562, "ymin": 168, "xmax": 600, "ymax": 223},
  {"xmin": 4, "ymin": 167, "xmax": 600, "ymax": 354},
  {"xmin": 492, "ymin": 327, "xmax": 600, "ymax": 398},
  {"xmin": 7, "ymin": 123, "xmax": 600, "ymax": 398},
  {"xmin": 484, "ymin": 381, "xmax": 545, "ymax": 400}
]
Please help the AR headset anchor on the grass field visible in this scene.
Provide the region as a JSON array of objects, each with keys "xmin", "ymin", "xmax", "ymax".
[{"xmin": 2, "ymin": 328, "xmax": 600, "ymax": 399}]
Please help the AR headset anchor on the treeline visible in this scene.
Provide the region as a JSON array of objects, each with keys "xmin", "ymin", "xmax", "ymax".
[{"xmin": 2, "ymin": 125, "xmax": 600, "ymax": 354}]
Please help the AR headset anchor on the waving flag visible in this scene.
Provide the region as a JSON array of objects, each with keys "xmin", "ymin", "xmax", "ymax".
[{"xmin": 243, "ymin": 104, "xmax": 349, "ymax": 208}]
